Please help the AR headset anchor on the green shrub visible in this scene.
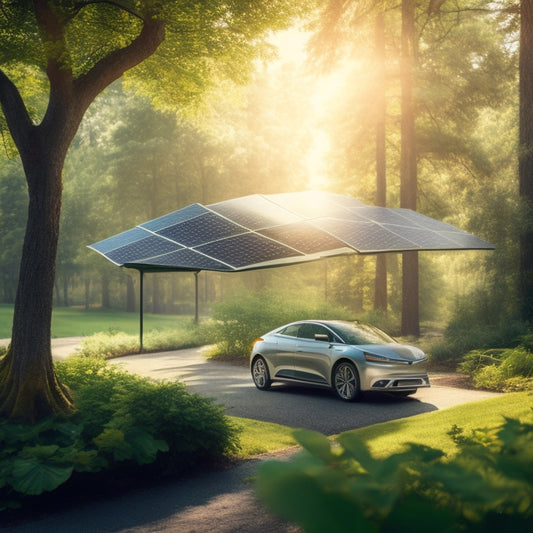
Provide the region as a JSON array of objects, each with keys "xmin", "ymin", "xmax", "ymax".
[
  {"xmin": 429, "ymin": 320, "xmax": 527, "ymax": 364},
  {"xmin": 77, "ymin": 323, "xmax": 210, "ymax": 359},
  {"xmin": 207, "ymin": 289, "xmax": 354, "ymax": 359},
  {"xmin": 0, "ymin": 356, "xmax": 239, "ymax": 510},
  {"xmin": 460, "ymin": 342, "xmax": 533, "ymax": 392},
  {"xmin": 256, "ymin": 414, "xmax": 533, "ymax": 532}
]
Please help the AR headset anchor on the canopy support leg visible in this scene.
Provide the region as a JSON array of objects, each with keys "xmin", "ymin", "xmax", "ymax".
[
  {"xmin": 194, "ymin": 271, "xmax": 199, "ymax": 325},
  {"xmin": 139, "ymin": 270, "xmax": 144, "ymax": 353}
]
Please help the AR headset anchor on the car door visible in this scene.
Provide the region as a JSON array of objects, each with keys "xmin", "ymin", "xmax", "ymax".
[
  {"xmin": 293, "ymin": 323, "xmax": 333, "ymax": 385},
  {"xmin": 269, "ymin": 323, "xmax": 301, "ymax": 376}
]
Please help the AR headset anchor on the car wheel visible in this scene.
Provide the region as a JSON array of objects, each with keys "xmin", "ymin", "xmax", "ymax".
[
  {"xmin": 333, "ymin": 361, "xmax": 360, "ymax": 401},
  {"xmin": 252, "ymin": 356, "xmax": 271, "ymax": 390}
]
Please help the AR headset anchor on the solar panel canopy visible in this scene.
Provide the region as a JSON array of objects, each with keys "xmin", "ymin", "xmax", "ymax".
[{"xmin": 88, "ymin": 191, "xmax": 494, "ymax": 272}]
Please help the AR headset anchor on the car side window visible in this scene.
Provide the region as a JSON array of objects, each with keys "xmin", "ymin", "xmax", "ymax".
[
  {"xmin": 279, "ymin": 324, "xmax": 300, "ymax": 337},
  {"xmin": 298, "ymin": 324, "xmax": 332, "ymax": 341}
]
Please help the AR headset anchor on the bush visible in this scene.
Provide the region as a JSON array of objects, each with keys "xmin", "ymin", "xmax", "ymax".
[
  {"xmin": 207, "ymin": 289, "xmax": 354, "ymax": 359},
  {"xmin": 77, "ymin": 324, "xmax": 210, "ymax": 359},
  {"xmin": 0, "ymin": 356, "xmax": 239, "ymax": 511},
  {"xmin": 429, "ymin": 320, "xmax": 527, "ymax": 364},
  {"xmin": 460, "ymin": 343, "xmax": 533, "ymax": 392},
  {"xmin": 256, "ymin": 414, "xmax": 533, "ymax": 532}
]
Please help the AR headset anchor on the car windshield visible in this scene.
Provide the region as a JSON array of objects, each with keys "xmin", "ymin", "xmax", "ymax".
[{"xmin": 328, "ymin": 322, "xmax": 396, "ymax": 345}]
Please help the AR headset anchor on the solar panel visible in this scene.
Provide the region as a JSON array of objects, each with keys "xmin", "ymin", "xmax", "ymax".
[
  {"xmin": 196, "ymin": 232, "xmax": 303, "ymax": 269},
  {"xmin": 268, "ymin": 191, "xmax": 356, "ymax": 219},
  {"xmin": 353, "ymin": 206, "xmax": 418, "ymax": 226},
  {"xmin": 259, "ymin": 221, "xmax": 346, "ymax": 254},
  {"xmin": 88, "ymin": 191, "xmax": 494, "ymax": 271},
  {"xmin": 209, "ymin": 194, "xmax": 301, "ymax": 230},
  {"xmin": 157, "ymin": 211, "xmax": 245, "ymax": 247},
  {"xmin": 140, "ymin": 203, "xmax": 208, "ymax": 231},
  {"xmin": 106, "ymin": 235, "xmax": 182, "ymax": 265},
  {"xmin": 127, "ymin": 248, "xmax": 234, "ymax": 271},
  {"xmin": 90, "ymin": 227, "xmax": 150, "ymax": 256},
  {"xmin": 315, "ymin": 219, "xmax": 420, "ymax": 252}
]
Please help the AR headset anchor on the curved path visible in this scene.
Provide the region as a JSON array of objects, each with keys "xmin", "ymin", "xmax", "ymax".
[{"xmin": 4, "ymin": 346, "xmax": 500, "ymax": 533}]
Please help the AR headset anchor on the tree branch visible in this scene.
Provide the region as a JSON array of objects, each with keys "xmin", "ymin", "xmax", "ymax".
[
  {"xmin": 33, "ymin": 0, "xmax": 74, "ymax": 96},
  {"xmin": 0, "ymin": 69, "xmax": 34, "ymax": 155},
  {"xmin": 72, "ymin": 0, "xmax": 145, "ymax": 21},
  {"xmin": 75, "ymin": 16, "xmax": 165, "ymax": 107}
]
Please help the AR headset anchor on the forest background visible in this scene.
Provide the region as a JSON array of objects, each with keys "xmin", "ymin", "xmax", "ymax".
[{"xmin": 0, "ymin": 1, "xmax": 520, "ymax": 341}]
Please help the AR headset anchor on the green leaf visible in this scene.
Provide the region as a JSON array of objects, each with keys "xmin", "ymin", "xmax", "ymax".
[
  {"xmin": 294, "ymin": 429, "xmax": 336, "ymax": 463},
  {"xmin": 11, "ymin": 457, "xmax": 73, "ymax": 495},
  {"xmin": 93, "ymin": 428, "xmax": 133, "ymax": 461},
  {"xmin": 124, "ymin": 428, "xmax": 169, "ymax": 465}
]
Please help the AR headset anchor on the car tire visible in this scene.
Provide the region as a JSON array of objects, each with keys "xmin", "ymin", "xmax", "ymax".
[
  {"xmin": 252, "ymin": 356, "xmax": 271, "ymax": 391},
  {"xmin": 333, "ymin": 361, "xmax": 360, "ymax": 401}
]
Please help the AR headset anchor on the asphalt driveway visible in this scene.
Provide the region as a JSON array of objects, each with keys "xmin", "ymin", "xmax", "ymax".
[{"xmin": 110, "ymin": 346, "xmax": 500, "ymax": 435}]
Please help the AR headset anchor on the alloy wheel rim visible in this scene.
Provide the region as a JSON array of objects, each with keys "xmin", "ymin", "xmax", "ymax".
[
  {"xmin": 253, "ymin": 359, "xmax": 266, "ymax": 387},
  {"xmin": 335, "ymin": 364, "xmax": 356, "ymax": 399}
]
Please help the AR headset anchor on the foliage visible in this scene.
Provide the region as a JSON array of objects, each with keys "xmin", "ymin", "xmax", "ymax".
[
  {"xmin": 256, "ymin": 413, "xmax": 533, "ymax": 532},
  {"xmin": 459, "ymin": 337, "xmax": 533, "ymax": 392},
  {"xmin": 0, "ymin": 356, "xmax": 238, "ymax": 510},
  {"xmin": 428, "ymin": 290, "xmax": 528, "ymax": 363},
  {"xmin": 75, "ymin": 323, "xmax": 211, "ymax": 359},
  {"xmin": 205, "ymin": 289, "xmax": 355, "ymax": 359}
]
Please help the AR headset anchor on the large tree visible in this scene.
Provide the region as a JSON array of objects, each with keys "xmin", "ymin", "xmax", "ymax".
[
  {"xmin": 0, "ymin": 0, "xmax": 303, "ymax": 422},
  {"xmin": 519, "ymin": 0, "xmax": 533, "ymax": 323}
]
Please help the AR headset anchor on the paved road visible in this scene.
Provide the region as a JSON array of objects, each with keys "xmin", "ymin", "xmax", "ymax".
[
  {"xmin": 0, "ymin": 337, "xmax": 83, "ymax": 360},
  {"xmin": 3, "ymin": 345, "xmax": 500, "ymax": 533}
]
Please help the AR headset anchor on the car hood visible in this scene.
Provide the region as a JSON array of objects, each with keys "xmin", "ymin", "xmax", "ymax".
[{"xmin": 358, "ymin": 344, "xmax": 427, "ymax": 362}]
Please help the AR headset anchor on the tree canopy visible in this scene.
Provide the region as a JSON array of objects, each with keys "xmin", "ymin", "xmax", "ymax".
[{"xmin": 0, "ymin": 0, "xmax": 308, "ymax": 422}]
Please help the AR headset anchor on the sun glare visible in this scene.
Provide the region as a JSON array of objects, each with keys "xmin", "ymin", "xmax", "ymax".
[{"xmin": 268, "ymin": 28, "xmax": 348, "ymax": 193}]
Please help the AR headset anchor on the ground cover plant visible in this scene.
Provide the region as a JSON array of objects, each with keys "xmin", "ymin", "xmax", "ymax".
[
  {"xmin": 256, "ymin": 392, "xmax": 533, "ymax": 532},
  {"xmin": 459, "ymin": 333, "xmax": 533, "ymax": 392},
  {"xmin": 75, "ymin": 326, "xmax": 211, "ymax": 358},
  {"xmin": 0, "ymin": 356, "xmax": 239, "ymax": 511}
]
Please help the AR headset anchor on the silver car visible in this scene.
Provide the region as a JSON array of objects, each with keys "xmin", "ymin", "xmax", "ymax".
[{"xmin": 250, "ymin": 320, "xmax": 430, "ymax": 401}]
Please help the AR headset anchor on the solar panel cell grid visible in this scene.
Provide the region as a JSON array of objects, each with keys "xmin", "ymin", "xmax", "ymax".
[
  {"xmin": 196, "ymin": 232, "xmax": 303, "ymax": 269},
  {"xmin": 209, "ymin": 195, "xmax": 301, "ymax": 230},
  {"xmin": 259, "ymin": 222, "xmax": 346, "ymax": 254},
  {"xmin": 106, "ymin": 236, "xmax": 182, "ymax": 264},
  {"xmin": 157, "ymin": 212, "xmax": 245, "ymax": 247},
  {"xmin": 140, "ymin": 204, "xmax": 208, "ymax": 231}
]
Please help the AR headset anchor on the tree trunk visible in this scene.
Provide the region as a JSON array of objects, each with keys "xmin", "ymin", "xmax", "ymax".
[
  {"xmin": 400, "ymin": 0, "xmax": 420, "ymax": 337},
  {"xmin": 0, "ymin": 138, "xmax": 73, "ymax": 421},
  {"xmin": 84, "ymin": 278, "xmax": 91, "ymax": 310},
  {"xmin": 126, "ymin": 275, "xmax": 136, "ymax": 312},
  {"xmin": 374, "ymin": 12, "xmax": 388, "ymax": 313},
  {"xmin": 0, "ymin": 8, "xmax": 165, "ymax": 422},
  {"xmin": 519, "ymin": 0, "xmax": 533, "ymax": 323},
  {"xmin": 101, "ymin": 273, "xmax": 110, "ymax": 308}
]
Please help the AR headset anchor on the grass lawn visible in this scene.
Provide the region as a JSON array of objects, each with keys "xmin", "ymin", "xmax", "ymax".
[
  {"xmin": 0, "ymin": 304, "xmax": 195, "ymax": 338},
  {"xmin": 351, "ymin": 391, "xmax": 532, "ymax": 456},
  {"xmin": 232, "ymin": 391, "xmax": 533, "ymax": 458}
]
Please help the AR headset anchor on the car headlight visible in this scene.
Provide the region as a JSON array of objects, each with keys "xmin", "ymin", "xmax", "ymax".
[
  {"xmin": 251, "ymin": 337, "xmax": 264, "ymax": 349},
  {"xmin": 364, "ymin": 352, "xmax": 409, "ymax": 364}
]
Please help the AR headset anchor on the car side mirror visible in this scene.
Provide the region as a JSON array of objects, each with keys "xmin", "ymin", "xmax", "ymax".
[{"xmin": 314, "ymin": 333, "xmax": 330, "ymax": 342}]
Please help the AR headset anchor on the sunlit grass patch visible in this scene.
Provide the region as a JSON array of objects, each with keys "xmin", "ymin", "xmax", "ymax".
[
  {"xmin": 342, "ymin": 391, "xmax": 532, "ymax": 457},
  {"xmin": 231, "ymin": 417, "xmax": 298, "ymax": 456}
]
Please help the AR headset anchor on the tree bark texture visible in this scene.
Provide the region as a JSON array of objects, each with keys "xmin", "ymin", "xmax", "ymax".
[
  {"xmin": 374, "ymin": 12, "xmax": 388, "ymax": 312},
  {"xmin": 519, "ymin": 0, "xmax": 533, "ymax": 323},
  {"xmin": 400, "ymin": 0, "xmax": 420, "ymax": 337}
]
